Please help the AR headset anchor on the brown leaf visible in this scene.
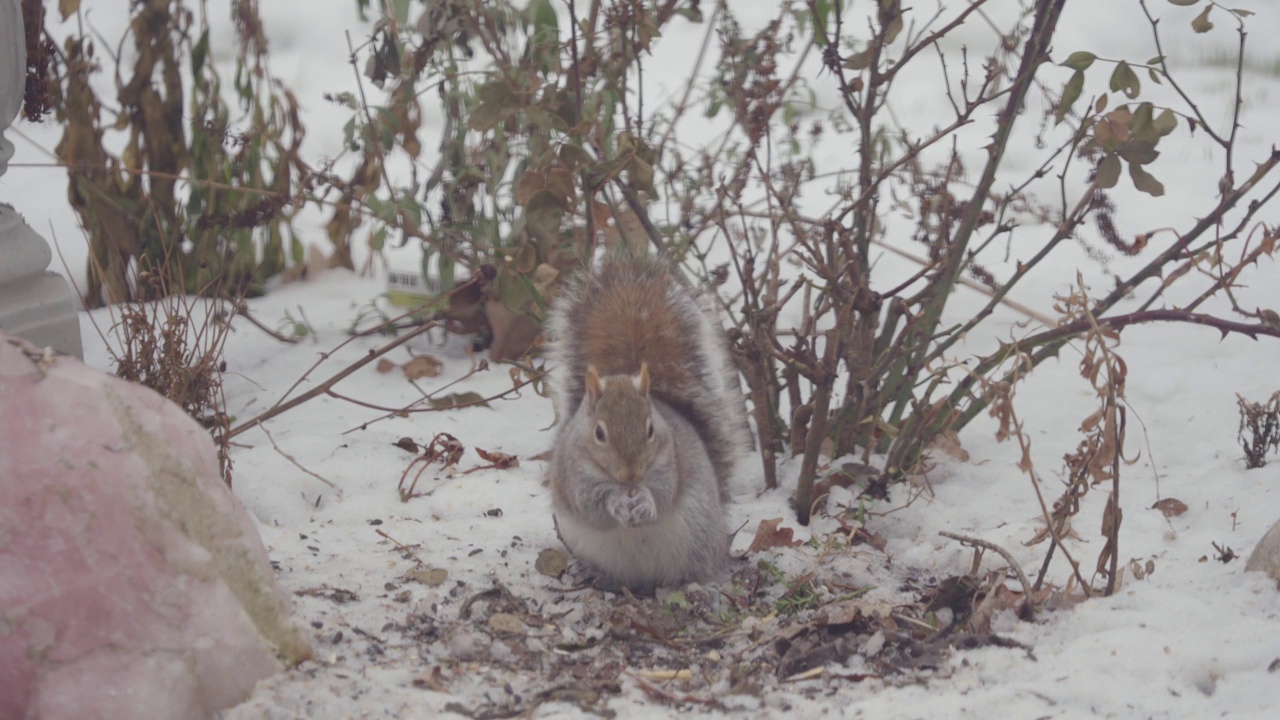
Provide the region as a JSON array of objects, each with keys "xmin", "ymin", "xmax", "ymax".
[
  {"xmin": 405, "ymin": 566, "xmax": 449, "ymax": 586},
  {"xmin": 412, "ymin": 666, "xmax": 449, "ymax": 692},
  {"xmin": 376, "ymin": 358, "xmax": 397, "ymax": 373},
  {"xmin": 928, "ymin": 430, "xmax": 970, "ymax": 462},
  {"xmin": 535, "ymin": 548, "xmax": 569, "ymax": 578},
  {"xmin": 428, "ymin": 391, "xmax": 489, "ymax": 410},
  {"xmin": 403, "ymin": 355, "xmax": 443, "ymax": 380},
  {"xmin": 1191, "ymin": 5, "xmax": 1214, "ymax": 33},
  {"xmin": 475, "ymin": 447, "xmax": 519, "ymax": 469},
  {"xmin": 747, "ymin": 518, "xmax": 804, "ymax": 553},
  {"xmin": 488, "ymin": 612, "xmax": 526, "ymax": 634},
  {"xmin": 59, "ymin": 0, "xmax": 81, "ymax": 21},
  {"xmin": 485, "ymin": 300, "xmax": 543, "ymax": 362},
  {"xmin": 393, "ymin": 437, "xmax": 420, "ymax": 454},
  {"xmin": 1152, "ymin": 498, "xmax": 1188, "ymax": 517}
]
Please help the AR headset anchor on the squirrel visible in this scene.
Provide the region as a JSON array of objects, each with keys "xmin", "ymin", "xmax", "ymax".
[{"xmin": 545, "ymin": 252, "xmax": 749, "ymax": 594}]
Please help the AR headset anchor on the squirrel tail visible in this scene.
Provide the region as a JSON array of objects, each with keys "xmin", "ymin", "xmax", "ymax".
[{"xmin": 547, "ymin": 252, "xmax": 750, "ymax": 492}]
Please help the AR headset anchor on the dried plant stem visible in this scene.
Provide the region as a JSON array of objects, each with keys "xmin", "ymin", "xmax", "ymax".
[
  {"xmin": 938, "ymin": 531, "xmax": 1037, "ymax": 617},
  {"xmin": 227, "ymin": 320, "xmax": 439, "ymax": 440},
  {"xmin": 259, "ymin": 425, "xmax": 339, "ymax": 492}
]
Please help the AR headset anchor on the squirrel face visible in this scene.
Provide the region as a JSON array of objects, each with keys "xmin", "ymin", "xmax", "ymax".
[
  {"xmin": 575, "ymin": 363, "xmax": 675, "ymax": 527},
  {"xmin": 583, "ymin": 363, "xmax": 660, "ymax": 484}
]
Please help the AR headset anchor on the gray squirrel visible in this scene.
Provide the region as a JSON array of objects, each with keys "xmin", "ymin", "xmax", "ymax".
[{"xmin": 545, "ymin": 252, "xmax": 749, "ymax": 594}]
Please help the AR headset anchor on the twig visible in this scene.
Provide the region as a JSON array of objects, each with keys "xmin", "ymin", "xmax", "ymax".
[
  {"xmin": 233, "ymin": 302, "xmax": 300, "ymax": 344},
  {"xmin": 341, "ymin": 370, "xmax": 546, "ymax": 435},
  {"xmin": 227, "ymin": 320, "xmax": 440, "ymax": 439},
  {"xmin": 939, "ymin": 531, "xmax": 1038, "ymax": 617},
  {"xmin": 376, "ymin": 528, "xmax": 427, "ymax": 567},
  {"xmin": 259, "ymin": 425, "xmax": 339, "ymax": 492}
]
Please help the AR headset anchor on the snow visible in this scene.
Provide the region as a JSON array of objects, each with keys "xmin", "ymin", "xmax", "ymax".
[{"xmin": 6, "ymin": 1, "xmax": 1280, "ymax": 718}]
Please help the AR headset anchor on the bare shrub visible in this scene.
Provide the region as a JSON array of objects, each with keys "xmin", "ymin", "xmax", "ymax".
[
  {"xmin": 1236, "ymin": 391, "xmax": 1280, "ymax": 469},
  {"xmin": 328, "ymin": 0, "xmax": 1280, "ymax": 529},
  {"xmin": 98, "ymin": 258, "xmax": 236, "ymax": 484}
]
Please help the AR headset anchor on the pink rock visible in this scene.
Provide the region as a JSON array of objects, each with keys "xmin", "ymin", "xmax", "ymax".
[{"xmin": 0, "ymin": 332, "xmax": 311, "ymax": 720}]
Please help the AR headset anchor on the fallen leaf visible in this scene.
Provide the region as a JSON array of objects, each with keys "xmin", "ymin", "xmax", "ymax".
[
  {"xmin": 428, "ymin": 392, "xmax": 489, "ymax": 410},
  {"xmin": 1152, "ymin": 498, "xmax": 1188, "ymax": 517},
  {"xmin": 403, "ymin": 355, "xmax": 443, "ymax": 380},
  {"xmin": 535, "ymin": 548, "xmax": 568, "ymax": 578},
  {"xmin": 405, "ymin": 567, "xmax": 449, "ymax": 586},
  {"xmin": 929, "ymin": 430, "xmax": 970, "ymax": 462},
  {"xmin": 376, "ymin": 358, "xmax": 396, "ymax": 373},
  {"xmin": 412, "ymin": 666, "xmax": 449, "ymax": 692},
  {"xmin": 488, "ymin": 612, "xmax": 525, "ymax": 634},
  {"xmin": 747, "ymin": 518, "xmax": 804, "ymax": 553},
  {"xmin": 475, "ymin": 447, "xmax": 519, "ymax": 470},
  {"xmin": 393, "ymin": 437, "xmax": 420, "ymax": 453}
]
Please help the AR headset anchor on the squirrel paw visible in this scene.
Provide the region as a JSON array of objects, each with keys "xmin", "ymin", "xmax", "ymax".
[{"xmin": 606, "ymin": 487, "xmax": 657, "ymax": 527}]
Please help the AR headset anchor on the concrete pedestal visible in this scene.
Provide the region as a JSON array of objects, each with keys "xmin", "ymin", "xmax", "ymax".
[{"xmin": 0, "ymin": 0, "xmax": 82, "ymax": 358}]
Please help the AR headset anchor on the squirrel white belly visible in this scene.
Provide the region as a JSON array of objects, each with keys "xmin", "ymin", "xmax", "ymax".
[{"xmin": 545, "ymin": 252, "xmax": 748, "ymax": 594}]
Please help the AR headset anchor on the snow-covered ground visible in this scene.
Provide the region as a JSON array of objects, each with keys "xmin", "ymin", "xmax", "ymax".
[{"xmin": 6, "ymin": 1, "xmax": 1280, "ymax": 718}]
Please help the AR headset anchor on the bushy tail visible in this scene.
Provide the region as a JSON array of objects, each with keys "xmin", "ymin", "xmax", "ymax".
[{"xmin": 546, "ymin": 252, "xmax": 750, "ymax": 494}]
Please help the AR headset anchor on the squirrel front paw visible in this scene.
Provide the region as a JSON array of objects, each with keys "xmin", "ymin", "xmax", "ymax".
[{"xmin": 606, "ymin": 486, "xmax": 657, "ymax": 527}]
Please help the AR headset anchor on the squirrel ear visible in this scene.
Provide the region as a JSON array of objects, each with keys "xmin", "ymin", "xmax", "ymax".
[
  {"xmin": 585, "ymin": 365, "xmax": 603, "ymax": 407},
  {"xmin": 635, "ymin": 362, "xmax": 651, "ymax": 397}
]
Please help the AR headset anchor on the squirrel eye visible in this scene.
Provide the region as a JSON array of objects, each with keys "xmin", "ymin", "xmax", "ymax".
[
  {"xmin": 594, "ymin": 423, "xmax": 607, "ymax": 443},
  {"xmin": 647, "ymin": 419, "xmax": 655, "ymax": 440}
]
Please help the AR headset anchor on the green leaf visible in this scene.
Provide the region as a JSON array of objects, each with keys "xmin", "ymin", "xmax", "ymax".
[
  {"xmin": 1109, "ymin": 61, "xmax": 1141, "ymax": 99},
  {"xmin": 191, "ymin": 30, "xmax": 210, "ymax": 76},
  {"xmin": 1061, "ymin": 51, "xmax": 1097, "ymax": 71},
  {"xmin": 528, "ymin": 0, "xmax": 558, "ymax": 44},
  {"xmin": 1191, "ymin": 5, "xmax": 1214, "ymax": 32},
  {"xmin": 629, "ymin": 156, "xmax": 655, "ymax": 195},
  {"xmin": 1166, "ymin": 0, "xmax": 1199, "ymax": 5},
  {"xmin": 1118, "ymin": 140, "xmax": 1160, "ymax": 165},
  {"xmin": 1096, "ymin": 154, "xmax": 1122, "ymax": 189},
  {"xmin": 524, "ymin": 190, "xmax": 566, "ymax": 244},
  {"xmin": 844, "ymin": 50, "xmax": 873, "ymax": 71},
  {"xmin": 392, "ymin": 0, "xmax": 411, "ymax": 24},
  {"xmin": 1128, "ymin": 161, "xmax": 1166, "ymax": 196},
  {"xmin": 1153, "ymin": 108, "xmax": 1178, "ymax": 137},
  {"xmin": 1056, "ymin": 70, "xmax": 1085, "ymax": 124},
  {"xmin": 468, "ymin": 101, "xmax": 506, "ymax": 132},
  {"xmin": 558, "ymin": 143, "xmax": 592, "ymax": 170}
]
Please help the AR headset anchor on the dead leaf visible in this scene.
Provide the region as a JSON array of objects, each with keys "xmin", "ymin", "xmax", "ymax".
[
  {"xmin": 485, "ymin": 300, "xmax": 543, "ymax": 362},
  {"xmin": 929, "ymin": 430, "xmax": 970, "ymax": 462},
  {"xmin": 475, "ymin": 447, "xmax": 519, "ymax": 470},
  {"xmin": 403, "ymin": 355, "xmax": 443, "ymax": 380},
  {"xmin": 428, "ymin": 391, "xmax": 489, "ymax": 410},
  {"xmin": 405, "ymin": 566, "xmax": 449, "ymax": 586},
  {"xmin": 59, "ymin": 0, "xmax": 81, "ymax": 21},
  {"xmin": 535, "ymin": 548, "xmax": 569, "ymax": 578},
  {"xmin": 747, "ymin": 518, "xmax": 804, "ymax": 553},
  {"xmin": 1152, "ymin": 498, "xmax": 1188, "ymax": 517},
  {"xmin": 488, "ymin": 612, "xmax": 525, "ymax": 634},
  {"xmin": 412, "ymin": 666, "xmax": 449, "ymax": 692},
  {"xmin": 393, "ymin": 437, "xmax": 420, "ymax": 454},
  {"xmin": 376, "ymin": 358, "xmax": 397, "ymax": 374}
]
